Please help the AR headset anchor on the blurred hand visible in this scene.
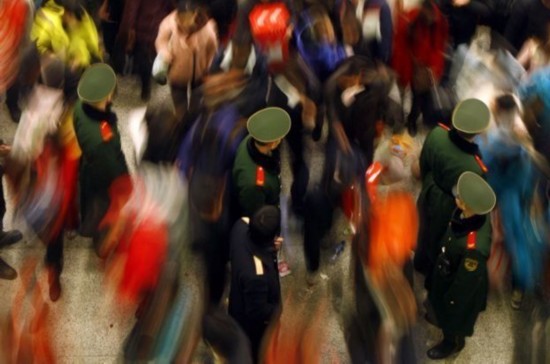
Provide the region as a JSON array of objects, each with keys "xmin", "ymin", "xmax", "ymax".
[
  {"xmin": 274, "ymin": 236, "xmax": 283, "ymax": 251},
  {"xmin": 452, "ymin": 0, "xmax": 470, "ymax": 7},
  {"xmin": 0, "ymin": 144, "xmax": 11, "ymax": 157},
  {"xmin": 300, "ymin": 94, "xmax": 317, "ymax": 132}
]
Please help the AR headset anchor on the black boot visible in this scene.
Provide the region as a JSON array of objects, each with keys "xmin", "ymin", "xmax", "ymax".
[
  {"xmin": 427, "ymin": 335, "xmax": 465, "ymax": 360},
  {"xmin": 406, "ymin": 120, "xmax": 417, "ymax": 137},
  {"xmin": 0, "ymin": 257, "xmax": 17, "ymax": 280},
  {"xmin": 0, "ymin": 230, "xmax": 23, "ymax": 248}
]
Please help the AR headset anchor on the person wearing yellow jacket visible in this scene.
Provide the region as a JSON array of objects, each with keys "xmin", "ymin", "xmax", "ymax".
[{"xmin": 31, "ymin": 0, "xmax": 101, "ymax": 98}]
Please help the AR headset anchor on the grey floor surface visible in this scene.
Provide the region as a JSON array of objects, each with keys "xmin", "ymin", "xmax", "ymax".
[{"xmin": 0, "ymin": 76, "xmax": 543, "ymax": 363}]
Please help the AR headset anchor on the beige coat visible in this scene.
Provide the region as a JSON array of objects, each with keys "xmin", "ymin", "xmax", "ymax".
[{"xmin": 155, "ymin": 12, "xmax": 218, "ymax": 87}]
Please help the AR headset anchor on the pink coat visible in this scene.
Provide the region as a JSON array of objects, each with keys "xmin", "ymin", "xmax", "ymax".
[{"xmin": 155, "ymin": 12, "xmax": 218, "ymax": 87}]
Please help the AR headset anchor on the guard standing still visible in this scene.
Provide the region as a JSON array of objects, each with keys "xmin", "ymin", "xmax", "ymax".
[
  {"xmin": 414, "ymin": 98, "xmax": 491, "ymax": 285},
  {"xmin": 232, "ymin": 107, "xmax": 291, "ymax": 218},
  {"xmin": 427, "ymin": 171, "xmax": 496, "ymax": 359}
]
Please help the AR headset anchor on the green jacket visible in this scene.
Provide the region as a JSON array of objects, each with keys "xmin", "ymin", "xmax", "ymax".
[
  {"xmin": 232, "ymin": 136, "xmax": 281, "ymax": 217},
  {"xmin": 73, "ymin": 100, "xmax": 127, "ymax": 235},
  {"xmin": 415, "ymin": 126, "xmax": 486, "ymax": 276},
  {"xmin": 429, "ymin": 210, "xmax": 492, "ymax": 337}
]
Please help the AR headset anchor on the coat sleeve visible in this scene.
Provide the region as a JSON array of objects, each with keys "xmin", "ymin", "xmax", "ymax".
[
  {"xmin": 242, "ymin": 276, "xmax": 277, "ymax": 324},
  {"xmin": 155, "ymin": 13, "xmax": 174, "ymax": 63},
  {"xmin": 443, "ymin": 249, "xmax": 487, "ymax": 313},
  {"xmin": 205, "ymin": 22, "xmax": 219, "ymax": 70}
]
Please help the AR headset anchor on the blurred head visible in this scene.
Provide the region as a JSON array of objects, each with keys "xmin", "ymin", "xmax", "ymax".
[
  {"xmin": 40, "ymin": 55, "xmax": 65, "ymax": 89},
  {"xmin": 249, "ymin": 205, "xmax": 281, "ymax": 247},
  {"xmin": 58, "ymin": 0, "xmax": 85, "ymax": 22},
  {"xmin": 176, "ymin": 0, "xmax": 208, "ymax": 33},
  {"xmin": 418, "ymin": 0, "xmax": 436, "ymax": 25}
]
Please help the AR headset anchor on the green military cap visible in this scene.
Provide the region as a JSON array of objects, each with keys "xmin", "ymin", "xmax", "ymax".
[
  {"xmin": 77, "ymin": 63, "xmax": 117, "ymax": 103},
  {"xmin": 455, "ymin": 171, "xmax": 496, "ymax": 215},
  {"xmin": 247, "ymin": 107, "xmax": 291, "ymax": 143},
  {"xmin": 452, "ymin": 98, "xmax": 491, "ymax": 134}
]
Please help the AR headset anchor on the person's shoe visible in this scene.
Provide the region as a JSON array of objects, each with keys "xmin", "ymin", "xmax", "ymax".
[
  {"xmin": 427, "ymin": 336, "xmax": 465, "ymax": 360},
  {"xmin": 8, "ymin": 106, "xmax": 21, "ymax": 123},
  {"xmin": 306, "ymin": 270, "xmax": 318, "ymax": 287},
  {"xmin": 511, "ymin": 289, "xmax": 524, "ymax": 310},
  {"xmin": 406, "ymin": 121, "xmax": 417, "ymax": 137},
  {"xmin": 48, "ymin": 268, "xmax": 61, "ymax": 302},
  {"xmin": 140, "ymin": 85, "xmax": 151, "ymax": 102},
  {"xmin": 0, "ymin": 230, "xmax": 23, "ymax": 248},
  {"xmin": 424, "ymin": 312, "xmax": 439, "ymax": 327},
  {"xmin": 0, "ymin": 257, "xmax": 17, "ymax": 280}
]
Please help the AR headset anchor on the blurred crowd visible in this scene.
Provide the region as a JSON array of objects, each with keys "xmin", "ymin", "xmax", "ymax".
[{"xmin": 1, "ymin": 0, "xmax": 550, "ymax": 362}]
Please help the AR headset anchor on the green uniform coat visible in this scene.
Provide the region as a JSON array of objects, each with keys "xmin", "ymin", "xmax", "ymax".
[
  {"xmin": 232, "ymin": 136, "xmax": 281, "ymax": 217},
  {"xmin": 73, "ymin": 100, "xmax": 128, "ymax": 236},
  {"xmin": 415, "ymin": 126, "xmax": 486, "ymax": 277},
  {"xmin": 429, "ymin": 210, "xmax": 492, "ymax": 337}
]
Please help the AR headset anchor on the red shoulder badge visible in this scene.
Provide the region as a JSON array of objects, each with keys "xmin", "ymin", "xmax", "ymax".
[
  {"xmin": 438, "ymin": 123, "xmax": 450, "ymax": 131},
  {"xmin": 256, "ymin": 166, "xmax": 265, "ymax": 187},
  {"xmin": 474, "ymin": 155, "xmax": 488, "ymax": 173},
  {"xmin": 467, "ymin": 231, "xmax": 477, "ymax": 250},
  {"xmin": 100, "ymin": 121, "xmax": 114, "ymax": 142}
]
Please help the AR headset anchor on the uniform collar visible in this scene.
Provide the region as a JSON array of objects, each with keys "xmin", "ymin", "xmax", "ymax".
[
  {"xmin": 81, "ymin": 101, "xmax": 117, "ymax": 124},
  {"xmin": 246, "ymin": 136, "xmax": 280, "ymax": 172},
  {"xmin": 449, "ymin": 129, "xmax": 480, "ymax": 155},
  {"xmin": 450, "ymin": 208, "xmax": 486, "ymax": 236}
]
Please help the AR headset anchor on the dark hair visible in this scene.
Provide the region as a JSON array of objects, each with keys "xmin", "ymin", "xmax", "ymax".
[
  {"xmin": 176, "ymin": 0, "xmax": 203, "ymax": 13},
  {"xmin": 57, "ymin": 0, "xmax": 85, "ymax": 20},
  {"xmin": 495, "ymin": 94, "xmax": 517, "ymax": 112},
  {"xmin": 249, "ymin": 205, "xmax": 281, "ymax": 244}
]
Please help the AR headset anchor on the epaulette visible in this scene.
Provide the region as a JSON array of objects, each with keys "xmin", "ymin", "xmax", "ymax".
[
  {"xmin": 100, "ymin": 121, "xmax": 113, "ymax": 142},
  {"xmin": 438, "ymin": 123, "xmax": 451, "ymax": 131},
  {"xmin": 466, "ymin": 231, "xmax": 477, "ymax": 250},
  {"xmin": 474, "ymin": 155, "xmax": 488, "ymax": 173},
  {"xmin": 256, "ymin": 166, "xmax": 265, "ymax": 187}
]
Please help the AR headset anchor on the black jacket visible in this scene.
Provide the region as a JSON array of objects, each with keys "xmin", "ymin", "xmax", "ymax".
[{"xmin": 228, "ymin": 219, "xmax": 281, "ymax": 342}]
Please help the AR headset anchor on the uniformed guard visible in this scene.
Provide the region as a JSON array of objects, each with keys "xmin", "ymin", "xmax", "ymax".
[
  {"xmin": 73, "ymin": 63, "xmax": 128, "ymax": 241},
  {"xmin": 414, "ymin": 98, "xmax": 491, "ymax": 286},
  {"xmin": 228, "ymin": 205, "xmax": 282, "ymax": 363},
  {"xmin": 427, "ymin": 171, "xmax": 496, "ymax": 359},
  {"xmin": 232, "ymin": 107, "xmax": 291, "ymax": 218}
]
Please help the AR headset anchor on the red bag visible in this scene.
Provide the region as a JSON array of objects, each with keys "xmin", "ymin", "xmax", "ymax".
[{"xmin": 249, "ymin": 3, "xmax": 291, "ymax": 72}]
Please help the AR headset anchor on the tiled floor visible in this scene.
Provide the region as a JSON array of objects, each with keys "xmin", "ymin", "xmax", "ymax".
[{"xmin": 0, "ymin": 76, "xmax": 547, "ymax": 363}]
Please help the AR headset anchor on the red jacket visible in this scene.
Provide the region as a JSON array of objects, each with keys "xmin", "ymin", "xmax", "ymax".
[{"xmin": 391, "ymin": 3, "xmax": 449, "ymax": 87}]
